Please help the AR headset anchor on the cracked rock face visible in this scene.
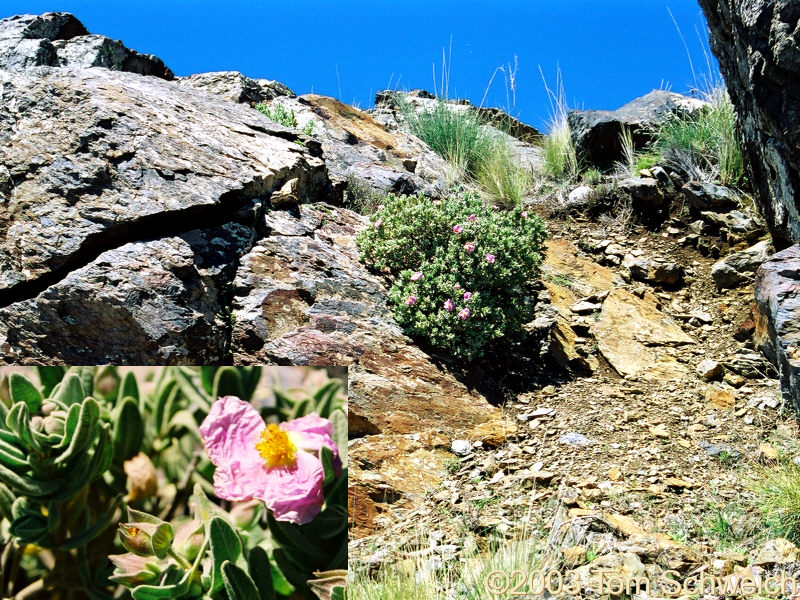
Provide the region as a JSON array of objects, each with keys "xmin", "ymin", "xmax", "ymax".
[
  {"xmin": 755, "ymin": 245, "xmax": 800, "ymax": 410},
  {"xmin": 698, "ymin": 0, "xmax": 800, "ymax": 248},
  {"xmin": 0, "ymin": 40, "xmax": 331, "ymax": 362},
  {"xmin": 0, "ymin": 225, "xmax": 251, "ymax": 364},
  {"xmin": 0, "ymin": 66, "xmax": 328, "ymax": 299}
]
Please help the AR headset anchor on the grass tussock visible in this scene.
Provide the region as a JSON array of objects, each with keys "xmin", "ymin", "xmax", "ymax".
[
  {"xmin": 538, "ymin": 66, "xmax": 578, "ymax": 183},
  {"xmin": 402, "ymin": 101, "xmax": 531, "ymax": 206},
  {"xmin": 348, "ymin": 535, "xmax": 543, "ymax": 600},
  {"xmin": 653, "ymin": 85, "xmax": 744, "ymax": 187},
  {"xmin": 403, "ymin": 102, "xmax": 494, "ymax": 181},
  {"xmin": 749, "ymin": 460, "xmax": 800, "ymax": 543}
]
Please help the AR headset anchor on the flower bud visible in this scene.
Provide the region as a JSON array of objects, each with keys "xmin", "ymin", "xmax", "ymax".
[
  {"xmin": 43, "ymin": 414, "xmax": 65, "ymax": 436},
  {"xmin": 124, "ymin": 453, "xmax": 158, "ymax": 502},
  {"xmin": 30, "ymin": 416, "xmax": 44, "ymax": 432},
  {"xmin": 108, "ymin": 553, "xmax": 161, "ymax": 586},
  {"xmin": 173, "ymin": 519, "xmax": 204, "ymax": 562},
  {"xmin": 41, "ymin": 402, "xmax": 58, "ymax": 416},
  {"xmin": 118, "ymin": 523, "xmax": 153, "ymax": 557},
  {"xmin": 118, "ymin": 521, "xmax": 174, "ymax": 559}
]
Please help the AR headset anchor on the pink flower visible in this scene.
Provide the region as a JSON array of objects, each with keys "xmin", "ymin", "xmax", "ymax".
[
  {"xmin": 492, "ymin": 205, "xmax": 499, "ymax": 210},
  {"xmin": 458, "ymin": 308, "xmax": 470, "ymax": 320},
  {"xmin": 405, "ymin": 295, "xmax": 417, "ymax": 306},
  {"xmin": 463, "ymin": 292, "xmax": 472, "ymax": 300},
  {"xmin": 464, "ymin": 242, "xmax": 475, "ymax": 252},
  {"xmin": 410, "ymin": 271, "xmax": 422, "ymax": 281},
  {"xmin": 454, "ymin": 283, "xmax": 461, "ymax": 290},
  {"xmin": 200, "ymin": 397, "xmax": 341, "ymax": 525},
  {"xmin": 467, "ymin": 214, "xmax": 477, "ymax": 222},
  {"xmin": 377, "ymin": 204, "xmax": 385, "ymax": 210},
  {"xmin": 453, "ymin": 224, "xmax": 463, "ymax": 233},
  {"xmin": 521, "ymin": 211, "xmax": 527, "ymax": 218},
  {"xmin": 485, "ymin": 253, "xmax": 496, "ymax": 263},
  {"xmin": 374, "ymin": 218, "xmax": 383, "ymax": 228},
  {"xmin": 444, "ymin": 299, "xmax": 455, "ymax": 312}
]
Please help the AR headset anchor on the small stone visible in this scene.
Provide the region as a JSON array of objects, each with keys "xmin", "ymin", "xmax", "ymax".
[
  {"xmin": 649, "ymin": 424, "xmax": 669, "ymax": 438},
  {"xmin": 697, "ymin": 358, "xmax": 725, "ymax": 380},
  {"xmin": 568, "ymin": 185, "xmax": 593, "ymax": 205},
  {"xmin": 559, "ymin": 432, "xmax": 595, "ymax": 446},
  {"xmin": 756, "ymin": 443, "xmax": 778, "ymax": 464},
  {"xmin": 473, "ymin": 420, "xmax": 517, "ymax": 448},
  {"xmin": 753, "ymin": 539, "xmax": 799, "ymax": 567},
  {"xmin": 529, "ymin": 407, "xmax": 555, "ymax": 418},
  {"xmin": 706, "ymin": 386, "xmax": 736, "ymax": 410},
  {"xmin": 451, "ymin": 440, "xmax": 471, "ymax": 456},
  {"xmin": 607, "ymin": 467, "xmax": 623, "ymax": 481},
  {"xmin": 603, "ymin": 513, "xmax": 648, "ymax": 537},
  {"xmin": 723, "ymin": 372, "xmax": 746, "ymax": 388},
  {"xmin": 663, "ymin": 477, "xmax": 693, "ymax": 489},
  {"xmin": 571, "ymin": 301, "xmax": 602, "ymax": 314}
]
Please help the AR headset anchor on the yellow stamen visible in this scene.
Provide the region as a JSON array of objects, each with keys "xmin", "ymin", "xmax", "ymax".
[{"xmin": 255, "ymin": 424, "xmax": 296, "ymax": 469}]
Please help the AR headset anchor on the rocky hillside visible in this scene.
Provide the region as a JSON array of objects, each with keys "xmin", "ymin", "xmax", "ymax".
[{"xmin": 1, "ymin": 10, "xmax": 800, "ymax": 598}]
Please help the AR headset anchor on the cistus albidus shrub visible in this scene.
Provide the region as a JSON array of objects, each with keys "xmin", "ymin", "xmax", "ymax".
[
  {"xmin": 357, "ymin": 192, "xmax": 547, "ymax": 360},
  {"xmin": 0, "ymin": 366, "xmax": 347, "ymax": 600}
]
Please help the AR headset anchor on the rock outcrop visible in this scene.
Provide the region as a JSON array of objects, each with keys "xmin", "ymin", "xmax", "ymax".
[
  {"xmin": 755, "ymin": 245, "xmax": 800, "ymax": 410},
  {"xmin": 177, "ymin": 71, "xmax": 295, "ymax": 105},
  {"xmin": 0, "ymin": 13, "xmax": 514, "ymax": 537},
  {"xmin": 255, "ymin": 94, "xmax": 450, "ymax": 199},
  {"xmin": 0, "ymin": 12, "xmax": 172, "ymax": 78},
  {"xmin": 698, "ymin": 0, "xmax": 800, "ymax": 248},
  {"xmin": 568, "ymin": 90, "xmax": 706, "ymax": 169}
]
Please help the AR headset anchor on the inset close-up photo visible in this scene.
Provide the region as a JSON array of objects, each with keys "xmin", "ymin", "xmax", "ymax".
[{"xmin": 0, "ymin": 366, "xmax": 347, "ymax": 600}]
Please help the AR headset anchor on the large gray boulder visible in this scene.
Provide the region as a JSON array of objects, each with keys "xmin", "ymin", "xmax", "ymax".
[
  {"xmin": 0, "ymin": 12, "xmax": 172, "ymax": 78},
  {"xmin": 567, "ymin": 90, "xmax": 706, "ymax": 169},
  {"xmin": 755, "ymin": 245, "xmax": 800, "ymax": 410},
  {"xmin": 0, "ymin": 66, "xmax": 329, "ymax": 299},
  {"xmin": 0, "ymin": 62, "xmax": 329, "ymax": 361},
  {"xmin": 698, "ymin": 0, "xmax": 800, "ymax": 248}
]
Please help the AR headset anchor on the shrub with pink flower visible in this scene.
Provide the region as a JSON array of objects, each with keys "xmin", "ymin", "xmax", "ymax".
[
  {"xmin": 200, "ymin": 396, "xmax": 341, "ymax": 525},
  {"xmin": 357, "ymin": 191, "xmax": 547, "ymax": 360},
  {"xmin": 405, "ymin": 295, "xmax": 417, "ymax": 306}
]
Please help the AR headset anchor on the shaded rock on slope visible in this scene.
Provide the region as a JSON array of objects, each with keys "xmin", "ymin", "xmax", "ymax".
[
  {"xmin": 568, "ymin": 90, "xmax": 706, "ymax": 169},
  {"xmin": 755, "ymin": 245, "xmax": 800, "ymax": 411},
  {"xmin": 698, "ymin": 0, "xmax": 800, "ymax": 248}
]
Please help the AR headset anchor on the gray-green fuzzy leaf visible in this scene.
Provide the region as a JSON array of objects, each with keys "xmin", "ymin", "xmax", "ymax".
[{"xmin": 221, "ymin": 561, "xmax": 260, "ymax": 600}]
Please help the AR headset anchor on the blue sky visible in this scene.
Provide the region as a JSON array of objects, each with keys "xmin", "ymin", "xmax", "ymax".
[{"xmin": 1, "ymin": 1, "xmax": 716, "ymax": 130}]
